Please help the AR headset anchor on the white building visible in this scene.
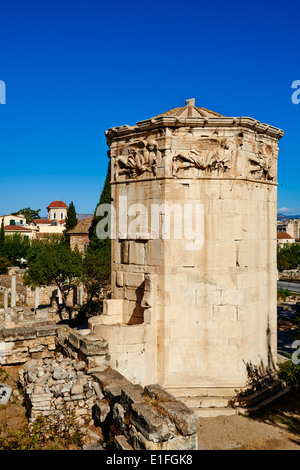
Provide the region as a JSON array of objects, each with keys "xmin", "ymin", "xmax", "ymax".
[{"xmin": 0, "ymin": 213, "xmax": 26, "ymax": 227}]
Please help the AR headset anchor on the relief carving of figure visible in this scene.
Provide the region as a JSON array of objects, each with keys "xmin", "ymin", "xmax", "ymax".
[
  {"xmin": 139, "ymin": 138, "xmax": 158, "ymax": 176},
  {"xmin": 249, "ymin": 143, "xmax": 276, "ymax": 181},
  {"xmin": 114, "ymin": 147, "xmax": 140, "ymax": 180},
  {"xmin": 172, "ymin": 138, "xmax": 234, "ymax": 176},
  {"xmin": 114, "ymin": 138, "xmax": 159, "ymax": 180}
]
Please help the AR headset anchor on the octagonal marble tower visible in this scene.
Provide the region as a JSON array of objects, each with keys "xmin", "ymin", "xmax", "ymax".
[{"xmin": 90, "ymin": 99, "xmax": 284, "ymax": 406}]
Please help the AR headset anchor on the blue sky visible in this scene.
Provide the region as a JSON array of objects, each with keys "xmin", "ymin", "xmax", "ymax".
[{"xmin": 0, "ymin": 0, "xmax": 299, "ymax": 217}]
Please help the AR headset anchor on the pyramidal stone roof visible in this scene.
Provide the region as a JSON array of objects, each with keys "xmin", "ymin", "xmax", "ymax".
[
  {"xmin": 105, "ymin": 98, "xmax": 284, "ymax": 141},
  {"xmin": 152, "ymin": 98, "xmax": 224, "ymax": 119}
]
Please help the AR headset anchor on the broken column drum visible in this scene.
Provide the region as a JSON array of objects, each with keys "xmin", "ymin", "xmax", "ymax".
[{"xmin": 95, "ymin": 99, "xmax": 284, "ymax": 399}]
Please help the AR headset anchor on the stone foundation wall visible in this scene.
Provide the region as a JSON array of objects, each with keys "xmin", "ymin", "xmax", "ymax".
[
  {"xmin": 0, "ymin": 318, "xmax": 68, "ymax": 365},
  {"xmin": 4, "ymin": 319, "xmax": 198, "ymax": 450},
  {"xmin": 56, "ymin": 327, "xmax": 111, "ymax": 373}
]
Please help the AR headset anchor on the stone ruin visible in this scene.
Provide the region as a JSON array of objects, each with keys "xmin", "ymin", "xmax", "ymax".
[
  {"xmin": 0, "ymin": 274, "xmax": 86, "ymax": 311},
  {"xmin": 90, "ymin": 98, "xmax": 286, "ymax": 413},
  {"xmin": 0, "ymin": 99, "xmax": 288, "ymax": 449},
  {"xmin": 0, "ymin": 309, "xmax": 199, "ymax": 449},
  {"xmin": 19, "ymin": 359, "xmax": 198, "ymax": 450}
]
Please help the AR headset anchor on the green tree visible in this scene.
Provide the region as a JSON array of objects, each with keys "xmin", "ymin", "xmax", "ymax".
[
  {"xmin": 63, "ymin": 201, "xmax": 78, "ymax": 245},
  {"xmin": 12, "ymin": 208, "xmax": 41, "ymax": 224},
  {"xmin": 84, "ymin": 164, "xmax": 111, "ymax": 296},
  {"xmin": 277, "ymin": 243, "xmax": 300, "ymax": 271},
  {"xmin": 82, "ymin": 242, "xmax": 111, "ymax": 300},
  {"xmin": 4, "ymin": 233, "xmax": 30, "ymax": 263},
  {"xmin": 24, "ymin": 239, "xmax": 83, "ymax": 321},
  {"xmin": 0, "ymin": 219, "xmax": 5, "ymax": 257},
  {"xmin": 74, "ymin": 165, "xmax": 112, "ymax": 323},
  {"xmin": 89, "ymin": 163, "xmax": 111, "ymax": 249}
]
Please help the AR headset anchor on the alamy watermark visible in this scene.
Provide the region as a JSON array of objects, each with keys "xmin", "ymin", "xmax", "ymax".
[
  {"xmin": 291, "ymin": 340, "xmax": 300, "ymax": 364},
  {"xmin": 95, "ymin": 196, "xmax": 205, "ymax": 251},
  {"xmin": 291, "ymin": 80, "xmax": 300, "ymax": 104},
  {"xmin": 0, "ymin": 80, "xmax": 6, "ymax": 104}
]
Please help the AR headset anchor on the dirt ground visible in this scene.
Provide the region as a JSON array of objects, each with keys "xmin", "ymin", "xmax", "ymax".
[{"xmin": 197, "ymin": 414, "xmax": 300, "ymax": 450}]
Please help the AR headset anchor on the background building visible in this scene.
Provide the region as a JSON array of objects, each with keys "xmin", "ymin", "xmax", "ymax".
[
  {"xmin": 68, "ymin": 217, "xmax": 93, "ymax": 253},
  {"xmin": 31, "ymin": 199, "xmax": 69, "ymax": 238}
]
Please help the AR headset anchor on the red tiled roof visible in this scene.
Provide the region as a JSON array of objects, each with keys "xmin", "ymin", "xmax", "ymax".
[
  {"xmin": 32, "ymin": 219, "xmax": 51, "ymax": 224},
  {"xmin": 47, "ymin": 200, "xmax": 68, "ymax": 209},
  {"xmin": 68, "ymin": 217, "xmax": 93, "ymax": 234},
  {"xmin": 32, "ymin": 218, "xmax": 65, "ymax": 225},
  {"xmin": 277, "ymin": 232, "xmax": 293, "ymax": 239},
  {"xmin": 4, "ymin": 225, "xmax": 31, "ymax": 232}
]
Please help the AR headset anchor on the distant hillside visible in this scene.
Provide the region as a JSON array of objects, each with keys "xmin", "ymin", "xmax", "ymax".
[
  {"xmin": 76, "ymin": 214, "xmax": 93, "ymax": 220},
  {"xmin": 277, "ymin": 213, "xmax": 300, "ymax": 221},
  {"xmin": 277, "ymin": 213, "xmax": 288, "ymax": 221}
]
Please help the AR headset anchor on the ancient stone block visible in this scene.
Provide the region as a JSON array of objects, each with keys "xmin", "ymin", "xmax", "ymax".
[
  {"xmin": 159, "ymin": 401, "xmax": 198, "ymax": 436},
  {"xmin": 130, "ymin": 426, "xmax": 198, "ymax": 450},
  {"xmin": 130, "ymin": 402, "xmax": 176, "ymax": 443},
  {"xmin": 35, "ymin": 325, "xmax": 57, "ymax": 337},
  {"xmin": 116, "ymin": 271, "xmax": 124, "ymax": 287},
  {"xmin": 144, "ymin": 384, "xmax": 176, "ymax": 403},
  {"xmin": 120, "ymin": 383, "xmax": 145, "ymax": 410},
  {"xmin": 92, "ymin": 381, "xmax": 104, "ymax": 400},
  {"xmin": 79, "ymin": 334, "xmax": 108, "ymax": 356},
  {"xmin": 2, "ymin": 327, "xmax": 36, "ymax": 342},
  {"xmin": 112, "ymin": 403, "xmax": 126, "ymax": 431},
  {"xmin": 94, "ymin": 399, "xmax": 110, "ymax": 423},
  {"xmin": 85, "ymin": 354, "xmax": 109, "ymax": 372},
  {"xmin": 114, "ymin": 435, "xmax": 134, "ymax": 450},
  {"xmin": 92, "ymin": 370, "xmax": 131, "ymax": 404}
]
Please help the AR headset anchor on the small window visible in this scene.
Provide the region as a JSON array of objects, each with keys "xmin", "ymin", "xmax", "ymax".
[
  {"xmin": 83, "ymin": 241, "xmax": 90, "ymax": 253},
  {"xmin": 53, "ymin": 212, "xmax": 57, "ymax": 219},
  {"xmin": 20, "ymin": 220, "xmax": 23, "ymax": 224},
  {"xmin": 52, "ymin": 221, "xmax": 58, "ymax": 226},
  {"xmin": 60, "ymin": 212, "xmax": 64, "ymax": 220},
  {"xmin": 10, "ymin": 219, "xmax": 15, "ymax": 225}
]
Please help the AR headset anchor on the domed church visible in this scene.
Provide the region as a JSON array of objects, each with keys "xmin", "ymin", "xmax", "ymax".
[{"xmin": 46, "ymin": 199, "xmax": 69, "ymax": 223}]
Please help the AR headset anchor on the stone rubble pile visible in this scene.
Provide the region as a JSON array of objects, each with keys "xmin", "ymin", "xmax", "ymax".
[
  {"xmin": 18, "ymin": 360, "xmax": 199, "ymax": 449},
  {"xmin": 92, "ymin": 369, "xmax": 199, "ymax": 450},
  {"xmin": 19, "ymin": 353, "xmax": 102, "ymax": 424}
]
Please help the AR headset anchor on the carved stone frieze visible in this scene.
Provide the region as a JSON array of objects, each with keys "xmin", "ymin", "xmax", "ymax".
[
  {"xmin": 172, "ymin": 137, "xmax": 236, "ymax": 177},
  {"xmin": 248, "ymin": 143, "xmax": 276, "ymax": 181},
  {"xmin": 114, "ymin": 138, "xmax": 160, "ymax": 180}
]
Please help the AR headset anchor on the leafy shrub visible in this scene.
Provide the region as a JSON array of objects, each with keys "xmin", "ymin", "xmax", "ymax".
[
  {"xmin": 278, "ymin": 360, "xmax": 300, "ymax": 388},
  {"xmin": 277, "ymin": 243, "xmax": 300, "ymax": 271},
  {"xmin": 277, "ymin": 287, "xmax": 292, "ymax": 301},
  {"xmin": 0, "ymin": 410, "xmax": 87, "ymax": 450}
]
